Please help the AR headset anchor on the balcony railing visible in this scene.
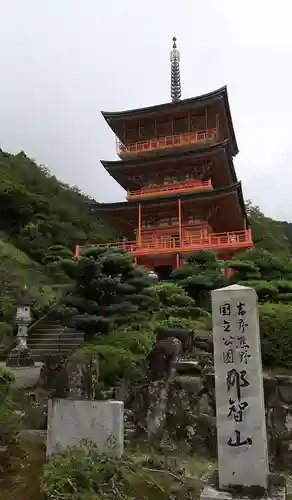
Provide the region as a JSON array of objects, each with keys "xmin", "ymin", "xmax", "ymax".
[
  {"xmin": 75, "ymin": 230, "xmax": 253, "ymax": 257},
  {"xmin": 126, "ymin": 179, "xmax": 213, "ymax": 200},
  {"xmin": 116, "ymin": 129, "xmax": 218, "ymax": 157}
]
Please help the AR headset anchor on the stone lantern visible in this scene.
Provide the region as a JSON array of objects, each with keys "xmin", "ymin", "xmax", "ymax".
[{"xmin": 6, "ymin": 289, "xmax": 35, "ymax": 367}]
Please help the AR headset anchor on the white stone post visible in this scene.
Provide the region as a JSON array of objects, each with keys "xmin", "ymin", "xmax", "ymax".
[
  {"xmin": 211, "ymin": 284, "xmax": 269, "ymax": 490},
  {"xmin": 16, "ymin": 305, "xmax": 31, "ymax": 350},
  {"xmin": 6, "ymin": 291, "xmax": 35, "ymax": 367}
]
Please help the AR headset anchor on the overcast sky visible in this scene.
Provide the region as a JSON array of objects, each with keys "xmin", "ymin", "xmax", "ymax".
[{"xmin": 0, "ymin": 1, "xmax": 291, "ymax": 220}]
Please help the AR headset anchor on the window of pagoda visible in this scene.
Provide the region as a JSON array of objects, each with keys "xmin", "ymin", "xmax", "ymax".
[
  {"xmin": 121, "ymin": 103, "xmax": 221, "ymax": 145},
  {"xmin": 130, "ymin": 161, "xmax": 213, "ymax": 190}
]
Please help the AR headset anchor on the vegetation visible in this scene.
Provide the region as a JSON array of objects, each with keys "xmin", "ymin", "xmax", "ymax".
[
  {"xmin": 52, "ymin": 247, "xmax": 158, "ymax": 340},
  {"xmin": 259, "ymin": 303, "xmax": 292, "ymax": 369},
  {"xmin": 227, "ymin": 248, "xmax": 292, "ymax": 303},
  {"xmin": 246, "ymin": 201, "xmax": 292, "ymax": 258},
  {"xmin": 0, "ymin": 366, "xmax": 19, "ymax": 447},
  {"xmin": 2, "ymin": 147, "xmax": 292, "ymax": 496},
  {"xmin": 151, "ymin": 281, "xmax": 211, "ymax": 331},
  {"xmin": 41, "ymin": 440, "xmax": 207, "ymax": 499},
  {"xmin": 170, "ymin": 251, "xmax": 226, "ymax": 310},
  {"xmin": 0, "ymin": 149, "xmax": 115, "ymax": 341}
]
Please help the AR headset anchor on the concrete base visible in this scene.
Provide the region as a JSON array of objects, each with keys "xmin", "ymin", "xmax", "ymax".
[
  {"xmin": 201, "ymin": 473, "xmax": 286, "ymax": 500},
  {"xmin": 6, "ymin": 348, "xmax": 35, "ymax": 367}
]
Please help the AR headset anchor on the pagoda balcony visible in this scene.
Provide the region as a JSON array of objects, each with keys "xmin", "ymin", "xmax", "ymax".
[
  {"xmin": 126, "ymin": 179, "xmax": 213, "ymax": 201},
  {"xmin": 76, "ymin": 229, "xmax": 252, "ymax": 257},
  {"xmin": 116, "ymin": 129, "xmax": 218, "ymax": 158}
]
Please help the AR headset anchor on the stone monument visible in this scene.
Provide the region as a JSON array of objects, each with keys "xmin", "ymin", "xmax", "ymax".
[
  {"xmin": 47, "ymin": 398, "xmax": 124, "ymax": 458},
  {"xmin": 201, "ymin": 284, "xmax": 286, "ymax": 500},
  {"xmin": 6, "ymin": 289, "xmax": 35, "ymax": 367}
]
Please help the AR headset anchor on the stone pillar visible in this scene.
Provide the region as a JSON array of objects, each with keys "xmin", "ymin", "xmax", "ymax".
[
  {"xmin": 201, "ymin": 285, "xmax": 287, "ymax": 500},
  {"xmin": 211, "ymin": 284, "xmax": 269, "ymax": 490}
]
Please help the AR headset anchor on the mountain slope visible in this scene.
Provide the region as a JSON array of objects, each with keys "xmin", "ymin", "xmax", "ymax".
[
  {"xmin": 0, "ymin": 149, "xmax": 115, "ymax": 336},
  {"xmin": 246, "ymin": 201, "xmax": 291, "ymax": 258}
]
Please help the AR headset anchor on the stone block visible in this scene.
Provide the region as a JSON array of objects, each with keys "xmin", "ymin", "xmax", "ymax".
[
  {"xmin": 46, "ymin": 399, "xmax": 124, "ymax": 458},
  {"xmin": 6, "ymin": 348, "xmax": 35, "ymax": 367},
  {"xmin": 200, "ymin": 473, "xmax": 286, "ymax": 500}
]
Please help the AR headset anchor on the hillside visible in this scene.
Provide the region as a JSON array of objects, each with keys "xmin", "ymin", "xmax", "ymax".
[
  {"xmin": 246, "ymin": 201, "xmax": 292, "ymax": 258},
  {"xmin": 0, "ymin": 148, "xmax": 291, "ymax": 340},
  {"xmin": 0, "ymin": 148, "xmax": 115, "ymax": 337}
]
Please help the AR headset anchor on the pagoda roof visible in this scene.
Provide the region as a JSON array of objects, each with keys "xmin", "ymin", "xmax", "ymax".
[
  {"xmin": 100, "ymin": 141, "xmax": 237, "ymax": 190},
  {"xmin": 101, "ymin": 86, "xmax": 238, "ymax": 155},
  {"xmin": 91, "ymin": 183, "xmax": 247, "ymax": 237},
  {"xmin": 92, "ymin": 182, "xmax": 246, "ymax": 219}
]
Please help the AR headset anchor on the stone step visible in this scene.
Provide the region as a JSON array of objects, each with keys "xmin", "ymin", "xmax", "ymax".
[
  {"xmin": 26, "ymin": 317, "xmax": 84, "ymax": 362},
  {"xmin": 30, "ymin": 328, "xmax": 64, "ymax": 333},
  {"xmin": 28, "ymin": 340, "xmax": 83, "ymax": 347},
  {"xmin": 30, "ymin": 327, "xmax": 83, "ymax": 333},
  {"xmin": 29, "ymin": 330, "xmax": 83, "ymax": 337},
  {"xmin": 30, "ymin": 348, "xmax": 75, "ymax": 360},
  {"xmin": 29, "ymin": 333, "xmax": 83, "ymax": 340},
  {"xmin": 28, "ymin": 343, "xmax": 81, "ymax": 351},
  {"xmin": 28, "ymin": 335, "xmax": 83, "ymax": 343},
  {"xmin": 29, "ymin": 345, "xmax": 74, "ymax": 351}
]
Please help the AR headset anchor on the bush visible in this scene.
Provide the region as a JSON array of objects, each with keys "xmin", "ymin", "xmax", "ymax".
[
  {"xmin": 0, "ymin": 367, "xmax": 19, "ymax": 445},
  {"xmin": 41, "ymin": 440, "xmax": 175, "ymax": 499},
  {"xmin": 71, "ymin": 325, "xmax": 156, "ymax": 389},
  {"xmin": 260, "ymin": 303, "xmax": 292, "ymax": 369}
]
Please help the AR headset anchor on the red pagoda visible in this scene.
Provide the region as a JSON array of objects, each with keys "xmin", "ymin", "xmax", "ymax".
[{"xmin": 76, "ymin": 38, "xmax": 253, "ymax": 279}]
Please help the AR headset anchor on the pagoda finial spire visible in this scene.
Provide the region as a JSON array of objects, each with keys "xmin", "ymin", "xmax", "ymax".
[{"xmin": 170, "ymin": 36, "xmax": 182, "ymax": 102}]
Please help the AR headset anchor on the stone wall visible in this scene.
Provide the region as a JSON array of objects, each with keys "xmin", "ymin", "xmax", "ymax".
[{"xmin": 129, "ymin": 329, "xmax": 292, "ymax": 469}]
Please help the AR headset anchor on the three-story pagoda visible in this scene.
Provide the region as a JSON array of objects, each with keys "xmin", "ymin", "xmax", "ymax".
[{"xmin": 76, "ymin": 38, "xmax": 253, "ymax": 279}]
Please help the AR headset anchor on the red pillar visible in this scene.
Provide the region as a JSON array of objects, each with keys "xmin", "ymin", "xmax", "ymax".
[{"xmin": 74, "ymin": 245, "xmax": 80, "ymax": 258}]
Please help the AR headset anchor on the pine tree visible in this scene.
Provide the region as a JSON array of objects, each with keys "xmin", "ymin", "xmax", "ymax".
[{"xmin": 51, "ymin": 248, "xmax": 158, "ymax": 341}]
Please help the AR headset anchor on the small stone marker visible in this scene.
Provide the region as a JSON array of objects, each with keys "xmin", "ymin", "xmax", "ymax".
[
  {"xmin": 212, "ymin": 284, "xmax": 269, "ymax": 490},
  {"xmin": 47, "ymin": 399, "xmax": 124, "ymax": 458}
]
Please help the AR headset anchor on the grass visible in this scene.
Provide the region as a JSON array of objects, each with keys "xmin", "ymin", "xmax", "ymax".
[
  {"xmin": 0, "ymin": 438, "xmax": 46, "ymax": 500},
  {"xmin": 0, "ymin": 427, "xmax": 215, "ymax": 500}
]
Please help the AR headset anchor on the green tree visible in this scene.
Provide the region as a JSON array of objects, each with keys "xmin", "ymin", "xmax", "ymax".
[
  {"xmin": 170, "ymin": 250, "xmax": 226, "ymax": 309},
  {"xmin": 227, "ymin": 248, "xmax": 292, "ymax": 303},
  {"xmin": 72, "ymin": 324, "xmax": 156, "ymax": 388},
  {"xmin": 51, "ymin": 248, "xmax": 158, "ymax": 341},
  {"xmin": 259, "ymin": 303, "xmax": 292, "ymax": 369},
  {"xmin": 246, "ymin": 201, "xmax": 291, "ymax": 257},
  {"xmin": 151, "ymin": 281, "xmax": 210, "ymax": 331},
  {"xmin": 0, "ymin": 148, "xmax": 116, "ymax": 327}
]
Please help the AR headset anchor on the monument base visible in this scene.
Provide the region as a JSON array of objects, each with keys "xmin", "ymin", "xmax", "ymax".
[
  {"xmin": 6, "ymin": 348, "xmax": 35, "ymax": 367},
  {"xmin": 200, "ymin": 473, "xmax": 286, "ymax": 500}
]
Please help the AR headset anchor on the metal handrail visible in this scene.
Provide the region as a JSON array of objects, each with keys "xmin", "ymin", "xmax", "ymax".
[
  {"xmin": 27, "ymin": 314, "xmax": 47, "ymax": 334},
  {"xmin": 57, "ymin": 327, "xmax": 66, "ymax": 352}
]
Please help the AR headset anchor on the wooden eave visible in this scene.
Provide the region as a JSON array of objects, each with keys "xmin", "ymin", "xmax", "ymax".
[
  {"xmin": 90, "ymin": 183, "xmax": 247, "ymax": 238},
  {"xmin": 101, "ymin": 86, "xmax": 238, "ymax": 155},
  {"xmin": 92, "ymin": 182, "xmax": 247, "ymax": 222},
  {"xmin": 100, "ymin": 141, "xmax": 237, "ymax": 190}
]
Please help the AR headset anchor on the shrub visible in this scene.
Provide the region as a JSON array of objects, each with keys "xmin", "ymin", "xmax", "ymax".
[
  {"xmin": 41, "ymin": 440, "xmax": 174, "ymax": 499},
  {"xmin": 71, "ymin": 325, "xmax": 156, "ymax": 389},
  {"xmin": 259, "ymin": 303, "xmax": 292, "ymax": 369},
  {"xmin": 0, "ymin": 367, "xmax": 19, "ymax": 445}
]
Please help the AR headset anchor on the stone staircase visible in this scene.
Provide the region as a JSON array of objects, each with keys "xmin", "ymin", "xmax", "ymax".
[{"xmin": 27, "ymin": 318, "xmax": 84, "ymax": 362}]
